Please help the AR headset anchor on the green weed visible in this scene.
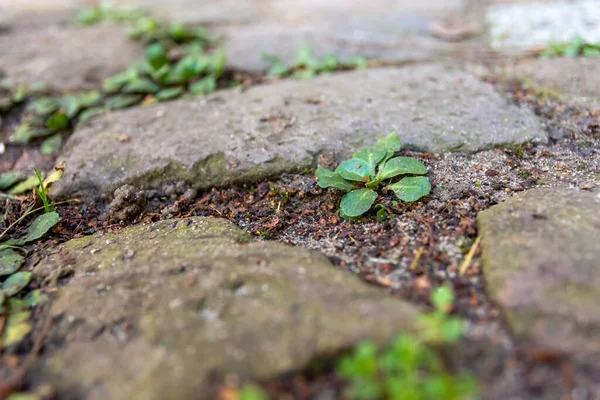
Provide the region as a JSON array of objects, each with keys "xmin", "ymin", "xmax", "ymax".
[
  {"xmin": 316, "ymin": 133, "xmax": 430, "ymax": 218},
  {"xmin": 337, "ymin": 287, "xmax": 477, "ymax": 400},
  {"xmin": 542, "ymin": 35, "xmax": 600, "ymax": 58},
  {"xmin": 263, "ymin": 43, "xmax": 366, "ymax": 79}
]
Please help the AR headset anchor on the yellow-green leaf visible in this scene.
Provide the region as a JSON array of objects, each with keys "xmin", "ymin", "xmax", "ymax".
[{"xmin": 1, "ymin": 310, "xmax": 32, "ymax": 348}]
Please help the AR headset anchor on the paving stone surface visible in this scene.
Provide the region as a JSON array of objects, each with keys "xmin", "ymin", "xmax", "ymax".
[
  {"xmin": 486, "ymin": 0, "xmax": 600, "ymax": 49},
  {"xmin": 506, "ymin": 58, "xmax": 600, "ymax": 109},
  {"xmin": 51, "ymin": 66, "xmax": 546, "ymax": 200},
  {"xmin": 0, "ymin": 0, "xmax": 82, "ymax": 29},
  {"xmin": 0, "ymin": 25, "xmax": 144, "ymax": 90},
  {"xmin": 478, "ymin": 187, "xmax": 600, "ymax": 376},
  {"xmin": 31, "ymin": 217, "xmax": 420, "ymax": 400}
]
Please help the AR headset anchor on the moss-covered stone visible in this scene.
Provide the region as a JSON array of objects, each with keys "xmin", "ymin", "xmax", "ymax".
[
  {"xmin": 478, "ymin": 187, "xmax": 600, "ymax": 368},
  {"xmin": 32, "ymin": 217, "xmax": 420, "ymax": 399}
]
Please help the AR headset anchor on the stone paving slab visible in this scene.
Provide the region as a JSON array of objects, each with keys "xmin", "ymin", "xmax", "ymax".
[
  {"xmin": 0, "ymin": 0, "xmax": 82, "ymax": 29},
  {"xmin": 478, "ymin": 187, "xmax": 600, "ymax": 374},
  {"xmin": 51, "ymin": 66, "xmax": 546, "ymax": 200},
  {"xmin": 31, "ymin": 217, "xmax": 420, "ymax": 400},
  {"xmin": 505, "ymin": 58, "xmax": 600, "ymax": 109},
  {"xmin": 0, "ymin": 25, "xmax": 144, "ymax": 91}
]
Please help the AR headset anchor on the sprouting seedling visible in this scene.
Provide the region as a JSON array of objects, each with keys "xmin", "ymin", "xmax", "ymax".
[
  {"xmin": 418, "ymin": 285, "xmax": 465, "ymax": 343},
  {"xmin": 316, "ymin": 133, "xmax": 431, "ymax": 218},
  {"xmin": 337, "ymin": 286, "xmax": 477, "ymax": 400},
  {"xmin": 263, "ymin": 43, "xmax": 367, "ymax": 80},
  {"xmin": 33, "ymin": 169, "xmax": 53, "ymax": 213},
  {"xmin": 542, "ymin": 35, "xmax": 600, "ymax": 58}
]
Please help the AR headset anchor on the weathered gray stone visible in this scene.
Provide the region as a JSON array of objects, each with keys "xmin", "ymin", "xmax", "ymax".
[
  {"xmin": 52, "ymin": 66, "xmax": 546, "ymax": 199},
  {"xmin": 32, "ymin": 217, "xmax": 420, "ymax": 399},
  {"xmin": 0, "ymin": 25, "xmax": 144, "ymax": 91},
  {"xmin": 478, "ymin": 187, "xmax": 600, "ymax": 370},
  {"xmin": 506, "ymin": 58, "xmax": 600, "ymax": 109},
  {"xmin": 0, "ymin": 0, "xmax": 80, "ymax": 29},
  {"xmin": 119, "ymin": 0, "xmax": 257, "ymax": 25},
  {"xmin": 486, "ymin": 0, "xmax": 600, "ymax": 49}
]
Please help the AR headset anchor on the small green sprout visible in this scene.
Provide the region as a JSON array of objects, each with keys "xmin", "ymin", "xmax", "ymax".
[
  {"xmin": 316, "ymin": 133, "xmax": 431, "ymax": 218},
  {"xmin": 263, "ymin": 43, "xmax": 367, "ymax": 79},
  {"xmin": 33, "ymin": 169, "xmax": 54, "ymax": 213},
  {"xmin": 542, "ymin": 35, "xmax": 600, "ymax": 58},
  {"xmin": 337, "ymin": 286, "xmax": 477, "ymax": 400}
]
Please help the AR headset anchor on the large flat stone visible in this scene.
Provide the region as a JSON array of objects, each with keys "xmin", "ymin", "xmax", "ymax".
[
  {"xmin": 31, "ymin": 217, "xmax": 420, "ymax": 399},
  {"xmin": 52, "ymin": 66, "xmax": 546, "ymax": 199},
  {"xmin": 478, "ymin": 187, "xmax": 600, "ymax": 370},
  {"xmin": 0, "ymin": 0, "xmax": 81, "ymax": 29},
  {"xmin": 506, "ymin": 58, "xmax": 600, "ymax": 109},
  {"xmin": 0, "ymin": 25, "xmax": 144, "ymax": 91}
]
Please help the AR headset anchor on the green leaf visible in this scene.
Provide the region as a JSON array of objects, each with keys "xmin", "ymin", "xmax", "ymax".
[
  {"xmin": 7, "ymin": 289, "xmax": 48, "ymax": 312},
  {"xmin": 378, "ymin": 156, "xmax": 428, "ymax": 180},
  {"xmin": 1, "ymin": 310, "xmax": 31, "ymax": 348},
  {"xmin": 168, "ymin": 23, "xmax": 190, "ymax": 42},
  {"xmin": 345, "ymin": 56, "xmax": 368, "ymax": 70},
  {"xmin": 583, "ymin": 47, "xmax": 600, "ymax": 57},
  {"xmin": 123, "ymin": 78, "xmax": 161, "ymax": 94},
  {"xmin": 340, "ymin": 189, "xmax": 378, "ymax": 217},
  {"xmin": 27, "ymin": 97, "xmax": 60, "ymax": 115},
  {"xmin": 103, "ymin": 69, "xmax": 138, "ymax": 92},
  {"xmin": 292, "ymin": 69, "xmax": 316, "ymax": 80},
  {"xmin": 374, "ymin": 133, "xmax": 402, "ymax": 161},
  {"xmin": 40, "ymin": 134, "xmax": 63, "ymax": 155},
  {"xmin": 168, "ymin": 56, "xmax": 207, "ymax": 84},
  {"xmin": 353, "ymin": 146, "xmax": 387, "ymax": 177},
  {"xmin": 45, "ymin": 113, "xmax": 69, "ymax": 131},
  {"xmin": 374, "ymin": 204, "xmax": 388, "ymax": 222},
  {"xmin": 315, "ymin": 167, "xmax": 354, "ymax": 191},
  {"xmin": 239, "ymin": 385, "xmax": 269, "ymax": 400},
  {"xmin": 565, "ymin": 35, "xmax": 585, "ymax": 57},
  {"xmin": 440, "ymin": 317, "xmax": 464, "ymax": 342},
  {"xmin": 0, "ymin": 249, "xmax": 24, "ymax": 276},
  {"xmin": 11, "ymin": 212, "xmax": 60, "ymax": 246},
  {"xmin": 62, "ymin": 91, "xmax": 102, "ymax": 118},
  {"xmin": 2, "ymin": 272, "xmax": 32, "ymax": 296},
  {"xmin": 0, "ymin": 171, "xmax": 23, "ymax": 190},
  {"xmin": 263, "ymin": 54, "xmax": 288, "ymax": 77},
  {"xmin": 208, "ymin": 48, "xmax": 226, "ymax": 77},
  {"xmin": 145, "ymin": 42, "xmax": 169, "ymax": 70},
  {"xmin": 387, "ymin": 176, "xmax": 431, "ymax": 202},
  {"xmin": 156, "ymin": 87, "xmax": 184, "ymax": 101},
  {"xmin": 431, "ymin": 286, "xmax": 454, "ymax": 312},
  {"xmin": 76, "ymin": 107, "xmax": 106, "ymax": 128},
  {"xmin": 8, "ymin": 176, "xmax": 38, "ymax": 194},
  {"xmin": 295, "ymin": 43, "xmax": 318, "ymax": 68},
  {"xmin": 9, "ymin": 123, "xmax": 52, "ymax": 144},
  {"xmin": 61, "ymin": 95, "xmax": 81, "ymax": 119},
  {"xmin": 105, "ymin": 94, "xmax": 143, "ymax": 110},
  {"xmin": 318, "ymin": 55, "xmax": 338, "ymax": 72},
  {"xmin": 189, "ymin": 76, "xmax": 216, "ymax": 96},
  {"xmin": 336, "ymin": 158, "xmax": 371, "ymax": 182}
]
